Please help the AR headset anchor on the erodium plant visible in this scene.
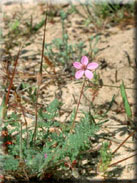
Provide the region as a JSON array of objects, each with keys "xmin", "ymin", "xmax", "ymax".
[
  {"xmin": 2, "ymin": 52, "xmax": 135, "ymax": 181},
  {"xmin": 1, "ymin": 55, "xmax": 102, "ymax": 181}
]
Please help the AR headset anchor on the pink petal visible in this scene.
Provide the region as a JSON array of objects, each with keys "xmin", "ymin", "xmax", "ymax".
[
  {"xmin": 85, "ymin": 70, "xmax": 93, "ymax": 80},
  {"xmin": 73, "ymin": 62, "xmax": 83, "ymax": 69},
  {"xmin": 87, "ymin": 62, "xmax": 98, "ymax": 70},
  {"xmin": 81, "ymin": 56, "xmax": 88, "ymax": 66},
  {"xmin": 75, "ymin": 70, "xmax": 84, "ymax": 79},
  {"xmin": 44, "ymin": 154, "xmax": 47, "ymax": 158}
]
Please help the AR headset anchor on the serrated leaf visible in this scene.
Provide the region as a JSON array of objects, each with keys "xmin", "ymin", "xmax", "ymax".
[{"xmin": 46, "ymin": 99, "xmax": 60, "ymax": 113}]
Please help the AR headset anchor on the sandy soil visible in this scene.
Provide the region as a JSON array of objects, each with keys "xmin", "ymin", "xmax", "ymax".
[{"xmin": 1, "ymin": 1, "xmax": 137, "ymax": 181}]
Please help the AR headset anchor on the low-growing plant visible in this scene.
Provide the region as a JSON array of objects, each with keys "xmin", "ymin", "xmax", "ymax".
[
  {"xmin": 2, "ymin": 98, "xmax": 102, "ymax": 180},
  {"xmin": 1, "ymin": 54, "xmax": 105, "ymax": 181}
]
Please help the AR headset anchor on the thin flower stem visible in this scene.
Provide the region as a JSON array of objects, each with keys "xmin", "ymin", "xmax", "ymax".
[
  {"xmin": 112, "ymin": 130, "xmax": 136, "ymax": 155},
  {"xmin": 70, "ymin": 78, "xmax": 86, "ymax": 133}
]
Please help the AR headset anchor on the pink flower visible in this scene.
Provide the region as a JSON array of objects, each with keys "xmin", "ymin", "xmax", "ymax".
[
  {"xmin": 44, "ymin": 154, "xmax": 47, "ymax": 159},
  {"xmin": 73, "ymin": 56, "xmax": 98, "ymax": 80}
]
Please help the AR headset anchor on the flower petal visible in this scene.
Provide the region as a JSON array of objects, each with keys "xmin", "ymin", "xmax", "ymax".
[
  {"xmin": 85, "ymin": 70, "xmax": 93, "ymax": 80},
  {"xmin": 73, "ymin": 62, "xmax": 83, "ymax": 69},
  {"xmin": 87, "ymin": 62, "xmax": 98, "ymax": 70},
  {"xmin": 81, "ymin": 56, "xmax": 88, "ymax": 66},
  {"xmin": 75, "ymin": 70, "xmax": 84, "ymax": 79},
  {"xmin": 44, "ymin": 154, "xmax": 47, "ymax": 159}
]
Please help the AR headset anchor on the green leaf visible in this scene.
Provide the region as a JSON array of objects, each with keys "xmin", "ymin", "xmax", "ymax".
[
  {"xmin": 3, "ymin": 155, "xmax": 19, "ymax": 171},
  {"xmin": 39, "ymin": 99, "xmax": 60, "ymax": 122},
  {"xmin": 120, "ymin": 81, "xmax": 132, "ymax": 119}
]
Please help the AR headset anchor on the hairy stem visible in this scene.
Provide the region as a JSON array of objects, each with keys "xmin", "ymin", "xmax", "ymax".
[{"xmin": 70, "ymin": 78, "xmax": 86, "ymax": 133}]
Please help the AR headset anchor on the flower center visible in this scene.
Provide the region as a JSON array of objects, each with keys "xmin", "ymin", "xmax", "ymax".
[{"xmin": 82, "ymin": 65, "xmax": 87, "ymax": 70}]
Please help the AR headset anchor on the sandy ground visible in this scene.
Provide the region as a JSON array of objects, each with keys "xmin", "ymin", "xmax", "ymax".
[{"xmin": 1, "ymin": 2, "xmax": 137, "ymax": 181}]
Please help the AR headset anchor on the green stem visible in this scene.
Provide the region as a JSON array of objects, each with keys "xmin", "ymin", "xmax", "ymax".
[{"xmin": 70, "ymin": 78, "xmax": 86, "ymax": 133}]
